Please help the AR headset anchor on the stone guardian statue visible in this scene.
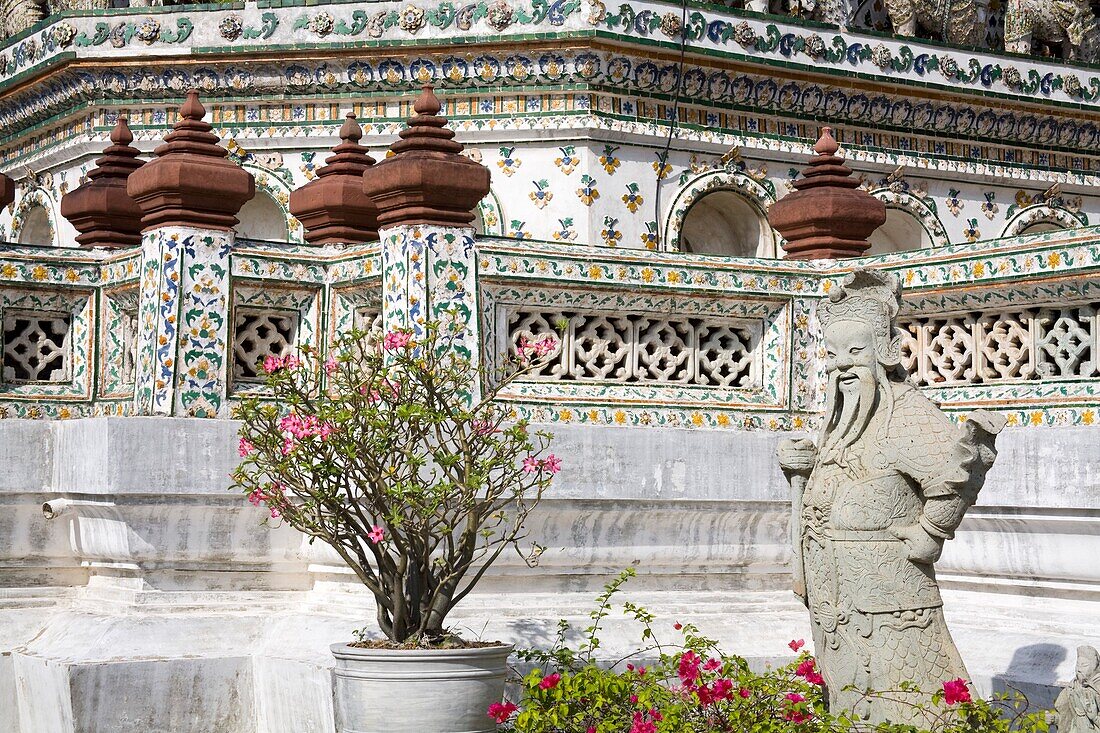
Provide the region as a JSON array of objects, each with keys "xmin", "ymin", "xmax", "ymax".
[
  {"xmin": 884, "ymin": 0, "xmax": 982, "ymax": 46},
  {"xmin": 777, "ymin": 268, "xmax": 1005, "ymax": 724},
  {"xmin": 1056, "ymin": 646, "xmax": 1100, "ymax": 733},
  {"xmin": 1004, "ymin": 0, "xmax": 1099, "ymax": 62}
]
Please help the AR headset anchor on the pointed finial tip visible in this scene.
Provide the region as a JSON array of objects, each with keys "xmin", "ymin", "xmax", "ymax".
[
  {"xmin": 413, "ymin": 85, "xmax": 441, "ymax": 117},
  {"xmin": 111, "ymin": 117, "xmax": 133, "ymax": 147},
  {"xmin": 180, "ymin": 89, "xmax": 206, "ymax": 122},
  {"xmin": 339, "ymin": 113, "xmax": 362, "ymax": 142},
  {"xmin": 814, "ymin": 127, "xmax": 838, "ymax": 156}
]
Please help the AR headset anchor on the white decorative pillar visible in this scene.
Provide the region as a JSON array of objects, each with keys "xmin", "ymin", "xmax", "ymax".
[
  {"xmin": 127, "ymin": 89, "xmax": 255, "ymax": 417},
  {"xmin": 365, "ymin": 85, "xmax": 490, "ymax": 367}
]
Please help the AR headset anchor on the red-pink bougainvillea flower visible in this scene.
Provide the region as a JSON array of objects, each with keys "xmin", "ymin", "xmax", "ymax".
[
  {"xmin": 538, "ymin": 673, "xmax": 561, "ymax": 690},
  {"xmin": 943, "ymin": 678, "xmax": 971, "ymax": 705},
  {"xmin": 678, "ymin": 651, "xmax": 701, "ymax": 685},
  {"xmin": 789, "ymin": 639, "xmax": 805, "ymax": 652},
  {"xmin": 486, "ymin": 702, "xmax": 517, "ymax": 723}
]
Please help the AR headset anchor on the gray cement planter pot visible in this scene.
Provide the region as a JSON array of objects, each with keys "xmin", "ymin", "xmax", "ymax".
[{"xmin": 331, "ymin": 642, "xmax": 513, "ymax": 733}]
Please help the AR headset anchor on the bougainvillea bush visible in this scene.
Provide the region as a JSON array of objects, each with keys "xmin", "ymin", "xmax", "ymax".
[
  {"xmin": 232, "ymin": 322, "xmax": 560, "ymax": 645},
  {"xmin": 491, "ymin": 570, "xmax": 1052, "ymax": 733}
]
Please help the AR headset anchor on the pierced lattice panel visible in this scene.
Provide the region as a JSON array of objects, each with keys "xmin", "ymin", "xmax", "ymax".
[{"xmin": 2, "ymin": 310, "xmax": 72, "ymax": 383}]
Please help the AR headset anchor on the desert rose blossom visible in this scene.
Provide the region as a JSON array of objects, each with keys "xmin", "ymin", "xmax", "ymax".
[
  {"xmin": 238, "ymin": 438, "xmax": 256, "ymax": 457},
  {"xmin": 521, "ymin": 455, "xmax": 540, "ymax": 473},
  {"xmin": 541, "ymin": 454, "xmax": 562, "ymax": 474},
  {"xmin": 943, "ymin": 678, "xmax": 971, "ymax": 705},
  {"xmin": 368, "ymin": 525, "xmax": 385, "ymax": 544},
  {"xmin": 382, "ymin": 330, "xmax": 412, "ymax": 351}
]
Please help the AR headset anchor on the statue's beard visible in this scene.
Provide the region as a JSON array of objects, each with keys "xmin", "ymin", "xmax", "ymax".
[{"xmin": 820, "ymin": 363, "xmax": 890, "ymax": 462}]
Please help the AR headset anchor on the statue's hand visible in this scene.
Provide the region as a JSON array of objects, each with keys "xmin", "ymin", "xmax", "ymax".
[
  {"xmin": 777, "ymin": 438, "xmax": 817, "ymax": 474},
  {"xmin": 891, "ymin": 523, "xmax": 944, "ymax": 565}
]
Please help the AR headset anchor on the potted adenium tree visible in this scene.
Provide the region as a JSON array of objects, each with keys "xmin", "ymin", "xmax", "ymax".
[{"xmin": 232, "ymin": 322, "xmax": 560, "ymax": 733}]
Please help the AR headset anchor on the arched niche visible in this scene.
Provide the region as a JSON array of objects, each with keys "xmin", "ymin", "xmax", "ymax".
[
  {"xmin": 867, "ymin": 188, "xmax": 948, "ymax": 254},
  {"xmin": 866, "ymin": 207, "xmax": 933, "ymax": 254},
  {"xmin": 11, "ymin": 190, "xmax": 56, "ymax": 246},
  {"xmin": 1002, "ymin": 204, "xmax": 1087, "ymax": 238},
  {"xmin": 236, "ymin": 163, "xmax": 303, "ymax": 243},
  {"xmin": 236, "ymin": 190, "xmax": 291, "ymax": 243},
  {"xmin": 664, "ymin": 170, "xmax": 777, "ymax": 257}
]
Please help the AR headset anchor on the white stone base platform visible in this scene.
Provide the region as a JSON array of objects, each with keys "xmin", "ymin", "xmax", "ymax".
[{"xmin": 1, "ymin": 417, "xmax": 1097, "ymax": 731}]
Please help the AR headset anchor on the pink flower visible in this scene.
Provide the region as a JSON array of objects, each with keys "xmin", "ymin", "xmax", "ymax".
[
  {"xmin": 521, "ymin": 455, "xmax": 540, "ymax": 473},
  {"xmin": 533, "ymin": 336, "xmax": 557, "ymax": 356},
  {"xmin": 796, "ymin": 659, "xmax": 816, "ymax": 678},
  {"xmin": 785, "ymin": 709, "xmax": 812, "ymax": 724},
  {"xmin": 262, "ymin": 355, "xmax": 282, "ymax": 374},
  {"xmin": 943, "ymin": 678, "xmax": 971, "ymax": 705},
  {"xmin": 324, "ymin": 355, "xmax": 338, "ymax": 375},
  {"xmin": 786, "ymin": 692, "xmax": 805, "ymax": 704},
  {"xmin": 587, "ymin": 728, "xmax": 596, "ymax": 733},
  {"xmin": 673, "ymin": 622, "xmax": 683, "ymax": 630},
  {"xmin": 472, "ymin": 419, "xmax": 497, "ymax": 436},
  {"xmin": 806, "ymin": 671, "xmax": 825, "ymax": 686},
  {"xmin": 248, "ymin": 488, "xmax": 265, "ymax": 506},
  {"xmin": 486, "ymin": 701, "xmax": 517, "ymax": 723},
  {"xmin": 788, "ymin": 639, "xmax": 805, "ymax": 652},
  {"xmin": 703, "ymin": 657, "xmax": 721, "ymax": 672},
  {"xmin": 270, "ymin": 507, "xmax": 281, "ymax": 520},
  {"xmin": 382, "ymin": 330, "xmax": 412, "ymax": 351},
  {"xmin": 281, "ymin": 437, "xmax": 296, "ymax": 455},
  {"xmin": 678, "ymin": 651, "xmax": 701, "ymax": 686},
  {"xmin": 238, "ymin": 438, "xmax": 255, "ymax": 457},
  {"xmin": 739, "ymin": 687, "xmax": 751, "ymax": 698},
  {"xmin": 538, "ymin": 673, "xmax": 561, "ymax": 690},
  {"xmin": 541, "ymin": 454, "xmax": 562, "ymax": 475},
  {"xmin": 712, "ymin": 678, "xmax": 733, "ymax": 701},
  {"xmin": 283, "ymin": 355, "xmax": 301, "ymax": 370},
  {"xmin": 368, "ymin": 525, "xmax": 385, "ymax": 544},
  {"xmin": 629, "ymin": 694, "xmax": 638, "ymax": 704},
  {"xmin": 629, "ymin": 711, "xmax": 657, "ymax": 733}
]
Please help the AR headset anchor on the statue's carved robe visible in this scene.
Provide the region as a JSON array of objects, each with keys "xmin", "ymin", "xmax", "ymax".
[
  {"xmin": 800, "ymin": 382, "xmax": 988, "ymax": 721},
  {"xmin": 1055, "ymin": 676, "xmax": 1100, "ymax": 733}
]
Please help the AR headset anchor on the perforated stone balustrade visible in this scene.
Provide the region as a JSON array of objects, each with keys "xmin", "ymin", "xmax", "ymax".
[{"xmin": 1, "ymin": 225, "xmax": 1099, "ymax": 427}]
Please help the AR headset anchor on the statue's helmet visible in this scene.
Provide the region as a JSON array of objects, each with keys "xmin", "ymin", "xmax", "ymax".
[{"xmin": 819, "ymin": 268, "xmax": 904, "ymax": 370}]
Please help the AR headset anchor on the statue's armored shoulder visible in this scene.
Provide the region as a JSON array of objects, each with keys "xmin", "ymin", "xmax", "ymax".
[{"xmin": 884, "ymin": 383, "xmax": 972, "ymax": 494}]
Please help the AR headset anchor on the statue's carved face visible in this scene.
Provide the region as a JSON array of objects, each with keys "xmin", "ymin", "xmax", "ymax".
[
  {"xmin": 824, "ymin": 319, "xmax": 878, "ymax": 382},
  {"xmin": 821, "ymin": 319, "xmax": 882, "ymax": 451}
]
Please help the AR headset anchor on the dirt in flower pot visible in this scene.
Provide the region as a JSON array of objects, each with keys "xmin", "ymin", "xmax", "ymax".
[{"xmin": 349, "ymin": 633, "xmax": 506, "ymax": 651}]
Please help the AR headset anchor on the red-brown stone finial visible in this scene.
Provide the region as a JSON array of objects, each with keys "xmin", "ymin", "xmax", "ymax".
[
  {"xmin": 0, "ymin": 171, "xmax": 14, "ymax": 213},
  {"xmin": 362, "ymin": 85, "xmax": 490, "ymax": 228},
  {"xmin": 289, "ymin": 113, "xmax": 379, "ymax": 244},
  {"xmin": 769, "ymin": 127, "xmax": 886, "ymax": 259},
  {"xmin": 60, "ymin": 117, "xmax": 145, "ymax": 248},
  {"xmin": 127, "ymin": 89, "xmax": 255, "ymax": 231}
]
